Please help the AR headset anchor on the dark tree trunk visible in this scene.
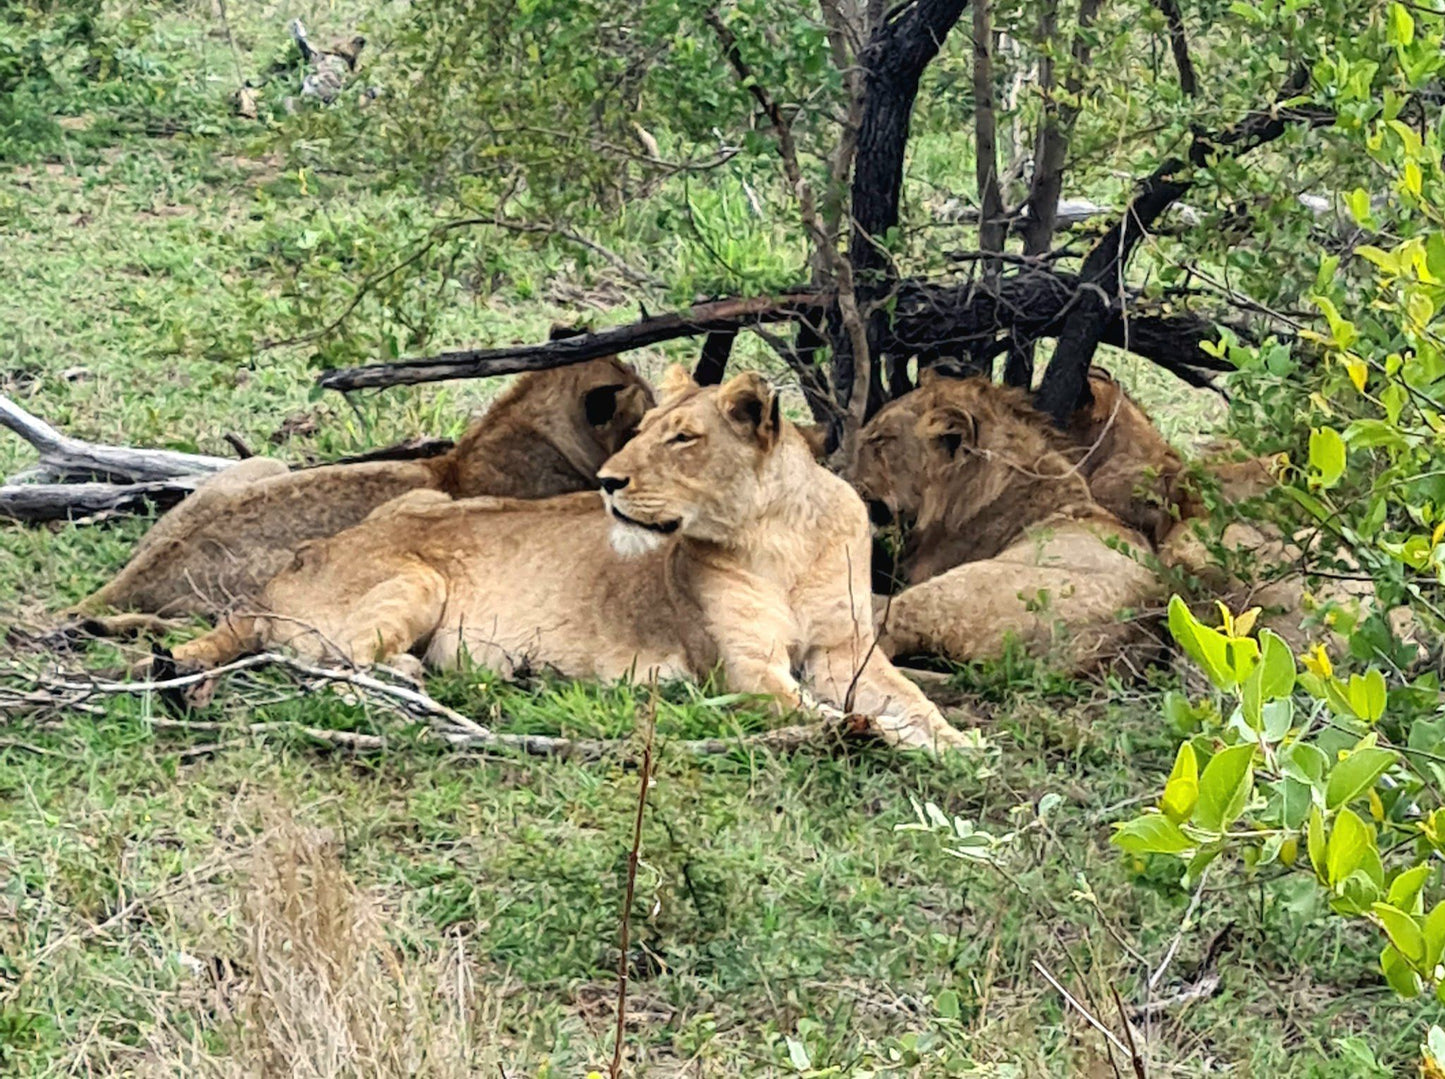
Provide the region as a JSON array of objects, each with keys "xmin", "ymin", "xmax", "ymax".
[
  {"xmin": 694, "ymin": 329, "xmax": 738, "ymax": 385},
  {"xmin": 837, "ymin": 0, "xmax": 970, "ymax": 415}
]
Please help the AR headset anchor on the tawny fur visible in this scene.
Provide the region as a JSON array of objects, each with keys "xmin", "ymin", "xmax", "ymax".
[
  {"xmin": 1064, "ymin": 369, "xmax": 1185, "ymax": 547},
  {"xmin": 69, "ymin": 358, "xmax": 653, "ymax": 620},
  {"xmin": 852, "ymin": 372, "xmax": 1162, "ymax": 673},
  {"xmin": 170, "ymin": 368, "xmax": 967, "ymax": 753}
]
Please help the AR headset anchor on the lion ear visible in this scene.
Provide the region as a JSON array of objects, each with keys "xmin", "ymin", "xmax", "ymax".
[
  {"xmin": 658, "ymin": 363, "xmax": 698, "ymax": 401},
  {"xmin": 583, "ymin": 384, "xmax": 622, "ymax": 426},
  {"xmin": 917, "ymin": 405, "xmax": 977, "ymax": 458},
  {"xmin": 719, "ymin": 371, "xmax": 781, "ymax": 449}
]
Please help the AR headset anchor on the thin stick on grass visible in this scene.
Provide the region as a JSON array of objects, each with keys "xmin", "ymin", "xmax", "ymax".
[{"xmin": 610, "ymin": 678, "xmax": 657, "ymax": 1079}]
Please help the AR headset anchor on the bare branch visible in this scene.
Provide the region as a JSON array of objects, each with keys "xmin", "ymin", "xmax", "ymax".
[{"xmin": 1, "ymin": 395, "xmax": 233, "ymax": 482}]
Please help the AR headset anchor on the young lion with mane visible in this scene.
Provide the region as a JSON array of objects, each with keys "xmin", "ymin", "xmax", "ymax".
[
  {"xmin": 167, "ymin": 367, "xmax": 968, "ymax": 753},
  {"xmin": 852, "ymin": 370, "xmax": 1164, "ymax": 673}
]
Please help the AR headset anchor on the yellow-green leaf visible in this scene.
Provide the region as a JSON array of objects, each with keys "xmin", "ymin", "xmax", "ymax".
[
  {"xmin": 1160, "ymin": 742, "xmax": 1200, "ymax": 824},
  {"xmin": 1307, "ymin": 805, "xmax": 1327, "ymax": 882},
  {"xmin": 1347, "ymin": 670, "xmax": 1388, "ymax": 722},
  {"xmin": 1423, "ymin": 900, "xmax": 1445, "ymax": 969},
  {"xmin": 1112, "ymin": 814, "xmax": 1194, "ymax": 854},
  {"xmin": 1389, "ymin": 2, "xmax": 1416, "ymax": 45},
  {"xmin": 1327, "ymin": 808, "xmax": 1373, "ymax": 887},
  {"xmin": 1309, "ymin": 427, "xmax": 1347, "ymax": 489},
  {"xmin": 1195, "ymin": 743, "xmax": 1255, "ymax": 833},
  {"xmin": 1382, "ymin": 943, "xmax": 1423, "ymax": 998},
  {"xmin": 1374, "ymin": 902, "xmax": 1427, "ymax": 965},
  {"xmin": 1326, "ymin": 747, "xmax": 1396, "ymax": 809},
  {"xmin": 1345, "ymin": 356, "xmax": 1368, "ymax": 392},
  {"xmin": 1387, "ymin": 864, "xmax": 1431, "ymax": 913},
  {"xmin": 1405, "ymin": 160, "xmax": 1424, "ymax": 199}
]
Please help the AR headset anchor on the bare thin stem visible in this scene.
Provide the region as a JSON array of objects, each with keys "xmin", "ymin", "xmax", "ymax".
[{"xmin": 610, "ymin": 682, "xmax": 658, "ymax": 1079}]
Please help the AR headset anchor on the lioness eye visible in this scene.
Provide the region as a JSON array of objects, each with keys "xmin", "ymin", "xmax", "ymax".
[{"xmin": 669, "ymin": 432, "xmax": 697, "ymax": 445}]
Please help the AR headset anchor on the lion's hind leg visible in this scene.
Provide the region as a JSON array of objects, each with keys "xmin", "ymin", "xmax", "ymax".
[{"xmin": 170, "ymin": 557, "xmax": 448, "ymax": 679}]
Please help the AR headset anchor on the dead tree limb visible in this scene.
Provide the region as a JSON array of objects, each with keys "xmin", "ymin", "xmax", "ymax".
[
  {"xmin": 1151, "ymin": 0, "xmax": 1197, "ymax": 98},
  {"xmin": 1, "ymin": 395, "xmax": 233, "ymax": 482},
  {"xmin": 315, "ymin": 274, "xmax": 1234, "ymax": 396},
  {"xmin": 317, "ymin": 292, "xmax": 825, "ymax": 392},
  {"xmin": 0, "ymin": 478, "xmax": 201, "ymax": 523},
  {"xmin": 694, "ymin": 328, "xmax": 738, "ymax": 386}
]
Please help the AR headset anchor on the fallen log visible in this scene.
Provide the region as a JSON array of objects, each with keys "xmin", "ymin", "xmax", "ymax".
[
  {"xmin": 1, "ymin": 395, "xmax": 233, "ymax": 483},
  {"xmin": 0, "ymin": 478, "xmax": 201, "ymax": 523}
]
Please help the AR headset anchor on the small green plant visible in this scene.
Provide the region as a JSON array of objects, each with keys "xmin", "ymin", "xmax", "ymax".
[{"xmin": 1114, "ymin": 596, "xmax": 1445, "ymax": 1010}]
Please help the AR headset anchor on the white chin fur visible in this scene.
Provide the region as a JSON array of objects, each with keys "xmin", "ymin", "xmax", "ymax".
[{"xmin": 609, "ymin": 521, "xmax": 665, "ymax": 558}]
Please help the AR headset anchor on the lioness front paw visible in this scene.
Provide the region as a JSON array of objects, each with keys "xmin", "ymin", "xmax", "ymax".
[{"xmin": 867, "ymin": 712, "xmax": 971, "ymax": 755}]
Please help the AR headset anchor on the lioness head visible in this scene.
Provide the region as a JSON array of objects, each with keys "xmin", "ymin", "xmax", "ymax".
[{"xmin": 597, "ymin": 365, "xmax": 787, "ymax": 555}]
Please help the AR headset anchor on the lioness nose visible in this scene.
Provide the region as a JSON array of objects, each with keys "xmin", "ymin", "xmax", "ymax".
[{"xmin": 599, "ymin": 475, "xmax": 629, "ymax": 494}]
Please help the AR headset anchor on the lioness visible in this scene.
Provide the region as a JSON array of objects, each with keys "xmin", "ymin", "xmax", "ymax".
[
  {"xmin": 168, "ymin": 367, "xmax": 968, "ymax": 753},
  {"xmin": 853, "ymin": 372, "xmax": 1162, "ymax": 672},
  {"xmin": 68, "ymin": 357, "xmax": 653, "ymax": 622}
]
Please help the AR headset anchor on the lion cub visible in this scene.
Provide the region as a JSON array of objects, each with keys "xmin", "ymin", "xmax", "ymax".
[
  {"xmin": 170, "ymin": 367, "xmax": 967, "ymax": 753},
  {"xmin": 67, "ymin": 357, "xmax": 652, "ymax": 622}
]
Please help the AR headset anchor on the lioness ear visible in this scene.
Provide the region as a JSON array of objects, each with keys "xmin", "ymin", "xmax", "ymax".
[
  {"xmin": 917, "ymin": 405, "xmax": 977, "ymax": 458},
  {"xmin": 658, "ymin": 363, "xmax": 698, "ymax": 401},
  {"xmin": 719, "ymin": 371, "xmax": 781, "ymax": 449},
  {"xmin": 583, "ymin": 384, "xmax": 623, "ymax": 426}
]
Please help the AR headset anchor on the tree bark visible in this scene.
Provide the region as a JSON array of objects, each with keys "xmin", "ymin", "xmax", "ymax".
[
  {"xmin": 1034, "ymin": 65, "xmax": 1334, "ymax": 423},
  {"xmin": 842, "ymin": 0, "xmax": 970, "ymax": 412},
  {"xmin": 693, "ymin": 329, "xmax": 738, "ymax": 385},
  {"xmin": 1019, "ymin": 0, "xmax": 1103, "ymax": 258},
  {"xmin": 971, "ymin": 0, "xmax": 1007, "ymax": 260},
  {"xmin": 0, "ymin": 479, "xmax": 200, "ymax": 523},
  {"xmin": 317, "ymin": 292, "xmax": 825, "ymax": 392}
]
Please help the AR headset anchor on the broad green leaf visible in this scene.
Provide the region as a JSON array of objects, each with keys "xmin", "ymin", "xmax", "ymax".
[
  {"xmin": 1346, "ymin": 189, "xmax": 1373, "ymax": 228},
  {"xmin": 1261, "ymin": 699, "xmax": 1295, "ymax": 742},
  {"xmin": 1308, "ymin": 805, "xmax": 1327, "ymax": 882},
  {"xmin": 1423, "ymin": 901, "xmax": 1445, "ymax": 969},
  {"xmin": 1326, "ymin": 748, "xmax": 1396, "ymax": 809},
  {"xmin": 935, "ymin": 988, "xmax": 960, "ymax": 1019},
  {"xmin": 1326, "ymin": 808, "xmax": 1372, "ymax": 888},
  {"xmin": 1277, "ymin": 778, "xmax": 1312, "ymax": 830},
  {"xmin": 1309, "ymin": 427, "xmax": 1347, "ymax": 489},
  {"xmin": 785, "ymin": 1036, "xmax": 811, "ymax": 1071},
  {"xmin": 1160, "ymin": 742, "xmax": 1200, "ymax": 824},
  {"xmin": 1112, "ymin": 814, "xmax": 1194, "ymax": 854},
  {"xmin": 1347, "ymin": 669, "xmax": 1388, "ymax": 722},
  {"xmin": 1168, "ymin": 596, "xmax": 1236, "ymax": 689},
  {"xmin": 1382, "ymin": 943, "xmax": 1422, "ymax": 998},
  {"xmin": 1388, "ymin": 3, "xmax": 1416, "ymax": 45},
  {"xmin": 1373, "ymin": 902, "xmax": 1427, "ymax": 965},
  {"xmin": 1195, "ymin": 744, "xmax": 1255, "ymax": 833},
  {"xmin": 1387, "ymin": 864, "xmax": 1431, "ymax": 913},
  {"xmin": 1257, "ymin": 631, "xmax": 1296, "ymax": 699},
  {"xmin": 1282, "ymin": 743, "xmax": 1329, "ymax": 789}
]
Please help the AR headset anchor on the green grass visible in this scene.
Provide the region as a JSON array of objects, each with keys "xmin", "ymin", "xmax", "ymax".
[{"xmin": 0, "ymin": 2, "xmax": 1427, "ymax": 1074}]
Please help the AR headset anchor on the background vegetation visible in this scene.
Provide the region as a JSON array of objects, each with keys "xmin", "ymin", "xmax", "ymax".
[{"xmin": 1, "ymin": 0, "xmax": 1442, "ymax": 1073}]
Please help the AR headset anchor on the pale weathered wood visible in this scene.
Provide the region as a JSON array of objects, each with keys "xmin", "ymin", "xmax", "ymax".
[{"xmin": 0, "ymin": 395, "xmax": 233, "ymax": 482}]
